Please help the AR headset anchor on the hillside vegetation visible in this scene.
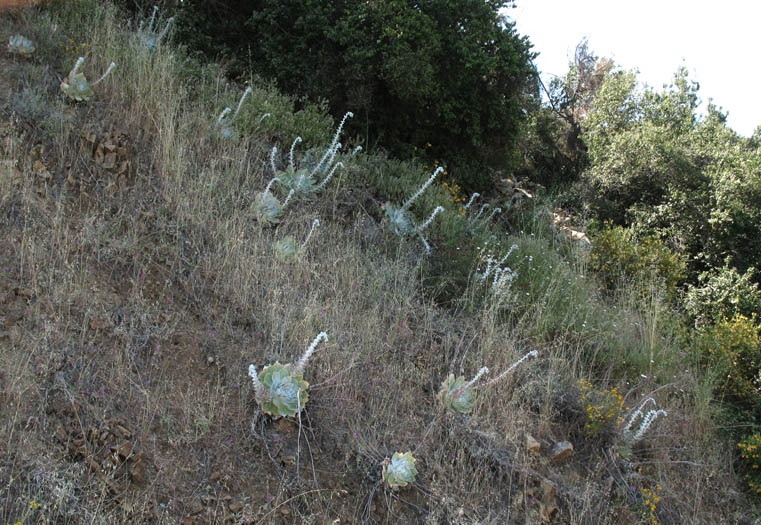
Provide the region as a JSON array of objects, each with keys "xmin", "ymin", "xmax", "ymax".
[{"xmin": 0, "ymin": 2, "xmax": 759, "ymax": 523}]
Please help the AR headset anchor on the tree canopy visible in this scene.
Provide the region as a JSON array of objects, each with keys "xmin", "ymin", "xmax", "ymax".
[{"xmin": 170, "ymin": 0, "xmax": 537, "ymax": 190}]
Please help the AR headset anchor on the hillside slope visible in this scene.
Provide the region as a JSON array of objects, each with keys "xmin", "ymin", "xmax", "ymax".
[{"xmin": 0, "ymin": 2, "xmax": 755, "ymax": 523}]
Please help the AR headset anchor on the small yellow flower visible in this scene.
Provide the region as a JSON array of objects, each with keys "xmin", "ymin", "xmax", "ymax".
[{"xmin": 29, "ymin": 500, "xmax": 40, "ymax": 509}]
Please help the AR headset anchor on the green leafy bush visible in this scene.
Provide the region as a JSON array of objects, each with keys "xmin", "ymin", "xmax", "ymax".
[
  {"xmin": 171, "ymin": 0, "xmax": 536, "ymax": 191},
  {"xmin": 684, "ymin": 264, "xmax": 761, "ymax": 326},
  {"xmin": 738, "ymin": 433, "xmax": 761, "ymax": 497},
  {"xmin": 694, "ymin": 314, "xmax": 761, "ymax": 411},
  {"xmin": 588, "ymin": 224, "xmax": 685, "ymax": 298}
]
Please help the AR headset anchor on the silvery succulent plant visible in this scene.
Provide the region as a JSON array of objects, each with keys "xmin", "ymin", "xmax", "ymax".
[
  {"xmin": 270, "ymin": 112, "xmax": 351, "ymax": 198},
  {"xmin": 382, "ymin": 451, "xmax": 417, "ymax": 489},
  {"xmin": 248, "ymin": 332, "xmax": 328, "ymax": 418},
  {"xmin": 251, "ymin": 362, "xmax": 309, "ymax": 418},
  {"xmin": 383, "ymin": 167, "xmax": 445, "ymax": 253},
  {"xmin": 214, "ymin": 87, "xmax": 252, "ymax": 139},
  {"xmin": 277, "ymin": 165, "xmax": 318, "ymax": 197},
  {"xmin": 384, "ymin": 202, "xmax": 415, "ymax": 236},
  {"xmin": 439, "ymin": 352, "xmax": 538, "ymax": 415},
  {"xmin": 252, "ymin": 177, "xmax": 294, "ymax": 225},
  {"xmin": 8, "ymin": 35, "xmax": 35, "ymax": 56},
  {"xmin": 274, "ymin": 219, "xmax": 320, "ymax": 260},
  {"xmin": 274, "ymin": 236, "xmax": 299, "ymax": 260},
  {"xmin": 137, "ymin": 5, "xmax": 174, "ymax": 54},
  {"xmin": 438, "ymin": 373, "xmax": 480, "ymax": 414},
  {"xmin": 60, "ymin": 57, "xmax": 116, "ymax": 102}
]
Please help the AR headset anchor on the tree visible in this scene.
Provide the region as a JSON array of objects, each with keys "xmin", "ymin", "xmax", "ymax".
[
  {"xmin": 579, "ymin": 65, "xmax": 761, "ymax": 284},
  {"xmin": 519, "ymin": 39, "xmax": 613, "ymax": 187},
  {"xmin": 171, "ymin": 0, "xmax": 537, "ymax": 191}
]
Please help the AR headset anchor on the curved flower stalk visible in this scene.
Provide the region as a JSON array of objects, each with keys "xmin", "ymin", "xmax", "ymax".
[
  {"xmin": 248, "ymin": 331, "xmax": 328, "ymax": 417},
  {"xmin": 484, "ymin": 207, "xmax": 502, "ymax": 222},
  {"xmin": 274, "ymin": 218, "xmax": 320, "ymax": 260},
  {"xmin": 478, "ymin": 244, "xmax": 519, "ymax": 287},
  {"xmin": 415, "ymin": 205, "xmax": 444, "ymax": 254},
  {"xmin": 382, "ymin": 451, "xmax": 417, "ymax": 489},
  {"xmin": 214, "ymin": 87, "xmax": 252, "ymax": 138},
  {"xmin": 310, "ymin": 112, "xmax": 352, "ymax": 177},
  {"xmin": 622, "ymin": 397, "xmax": 668, "ymax": 442},
  {"xmin": 463, "ymin": 192, "xmax": 480, "ymax": 211},
  {"xmin": 480, "ymin": 350, "xmax": 538, "ymax": 388},
  {"xmin": 385, "ymin": 166, "xmax": 444, "ymax": 240},
  {"xmin": 138, "ymin": 5, "xmax": 174, "ymax": 53},
  {"xmin": 473, "ymin": 203, "xmax": 490, "ymax": 221},
  {"xmin": 273, "ymin": 117, "xmax": 348, "ymax": 198},
  {"xmin": 8, "ymin": 35, "xmax": 35, "ymax": 56},
  {"xmin": 60, "ymin": 57, "xmax": 116, "ymax": 102}
]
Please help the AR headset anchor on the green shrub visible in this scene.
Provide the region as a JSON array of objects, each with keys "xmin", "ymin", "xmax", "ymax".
[
  {"xmin": 171, "ymin": 0, "xmax": 536, "ymax": 191},
  {"xmin": 588, "ymin": 224, "xmax": 685, "ymax": 298},
  {"xmin": 579, "ymin": 379, "xmax": 625, "ymax": 437},
  {"xmin": 684, "ymin": 264, "xmax": 761, "ymax": 326},
  {"xmin": 737, "ymin": 433, "xmax": 761, "ymax": 498},
  {"xmin": 694, "ymin": 314, "xmax": 761, "ymax": 412}
]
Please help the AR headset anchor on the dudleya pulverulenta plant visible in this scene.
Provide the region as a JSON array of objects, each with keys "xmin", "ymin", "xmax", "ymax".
[
  {"xmin": 137, "ymin": 5, "xmax": 174, "ymax": 54},
  {"xmin": 60, "ymin": 57, "xmax": 116, "ymax": 102},
  {"xmin": 382, "ymin": 451, "xmax": 417, "ymax": 489},
  {"xmin": 214, "ymin": 87, "xmax": 252, "ymax": 139},
  {"xmin": 385, "ymin": 166, "xmax": 443, "ymax": 235},
  {"xmin": 275, "ymin": 218, "xmax": 320, "ymax": 260},
  {"xmin": 248, "ymin": 332, "xmax": 328, "ymax": 417},
  {"xmin": 439, "ymin": 351, "xmax": 538, "ymax": 415},
  {"xmin": 621, "ymin": 397, "xmax": 667, "ymax": 443},
  {"xmin": 439, "ymin": 367, "xmax": 488, "ymax": 414},
  {"xmin": 8, "ymin": 35, "xmax": 35, "ymax": 56},
  {"xmin": 384, "ymin": 167, "xmax": 446, "ymax": 253},
  {"xmin": 274, "ymin": 112, "xmax": 352, "ymax": 198},
  {"xmin": 252, "ymin": 175, "xmax": 295, "ymax": 225}
]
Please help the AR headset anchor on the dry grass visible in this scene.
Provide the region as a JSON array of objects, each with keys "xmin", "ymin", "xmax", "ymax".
[{"xmin": 0, "ymin": 2, "xmax": 757, "ymax": 524}]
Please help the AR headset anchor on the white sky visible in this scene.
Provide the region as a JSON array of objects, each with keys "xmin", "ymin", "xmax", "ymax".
[{"xmin": 506, "ymin": 0, "xmax": 761, "ymax": 136}]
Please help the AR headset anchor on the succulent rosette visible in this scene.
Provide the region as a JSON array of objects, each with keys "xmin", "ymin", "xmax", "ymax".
[
  {"xmin": 278, "ymin": 166, "xmax": 318, "ymax": 197},
  {"xmin": 253, "ymin": 190, "xmax": 284, "ymax": 224},
  {"xmin": 61, "ymin": 72, "xmax": 94, "ymax": 102},
  {"xmin": 60, "ymin": 58, "xmax": 115, "ymax": 102},
  {"xmin": 256, "ymin": 363, "xmax": 309, "ymax": 417},
  {"xmin": 438, "ymin": 374, "xmax": 476, "ymax": 414},
  {"xmin": 8, "ymin": 35, "xmax": 35, "ymax": 55},
  {"xmin": 274, "ymin": 236, "xmax": 299, "ymax": 260},
  {"xmin": 382, "ymin": 451, "xmax": 417, "ymax": 489},
  {"xmin": 384, "ymin": 202, "xmax": 414, "ymax": 236}
]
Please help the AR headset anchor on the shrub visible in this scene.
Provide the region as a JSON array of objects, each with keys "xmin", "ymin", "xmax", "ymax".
[
  {"xmin": 171, "ymin": 0, "xmax": 537, "ymax": 191},
  {"xmin": 694, "ymin": 314, "xmax": 761, "ymax": 412},
  {"xmin": 737, "ymin": 433, "xmax": 761, "ymax": 497},
  {"xmin": 579, "ymin": 379, "xmax": 625, "ymax": 437},
  {"xmin": 588, "ymin": 224, "xmax": 685, "ymax": 298},
  {"xmin": 684, "ymin": 263, "xmax": 761, "ymax": 326}
]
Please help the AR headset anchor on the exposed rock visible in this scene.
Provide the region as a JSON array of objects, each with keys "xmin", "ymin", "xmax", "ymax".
[
  {"xmin": 551, "ymin": 441, "xmax": 574, "ymax": 464},
  {"xmin": 526, "ymin": 434, "xmax": 541, "ymax": 455}
]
